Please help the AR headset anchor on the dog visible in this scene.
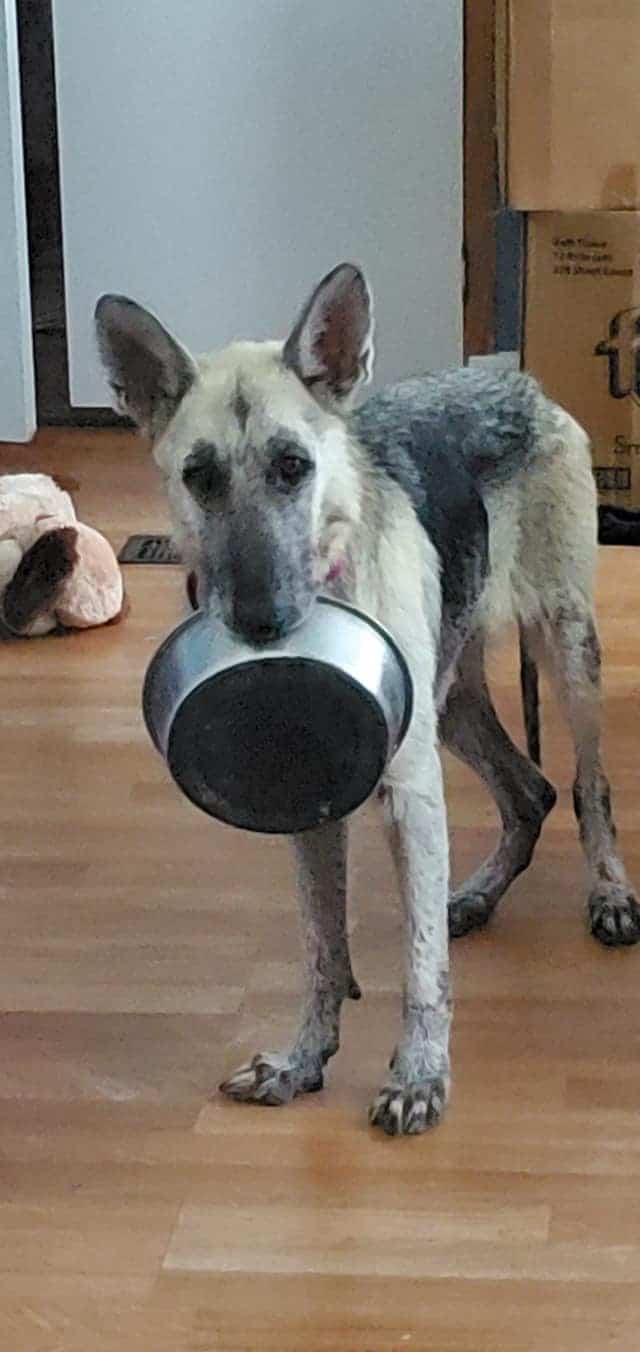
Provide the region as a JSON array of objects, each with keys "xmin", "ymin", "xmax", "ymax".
[{"xmin": 95, "ymin": 262, "xmax": 639, "ymax": 1136}]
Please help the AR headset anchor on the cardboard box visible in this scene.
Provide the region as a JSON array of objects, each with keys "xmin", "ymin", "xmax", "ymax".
[
  {"xmin": 498, "ymin": 1, "xmax": 640, "ymax": 210},
  {"xmin": 524, "ymin": 212, "xmax": 640, "ymax": 508}
]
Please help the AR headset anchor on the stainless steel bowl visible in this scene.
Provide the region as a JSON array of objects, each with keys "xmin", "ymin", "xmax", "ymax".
[{"xmin": 142, "ymin": 596, "xmax": 413, "ymax": 834}]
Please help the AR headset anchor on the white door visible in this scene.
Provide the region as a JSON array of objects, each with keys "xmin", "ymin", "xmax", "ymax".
[
  {"xmin": 53, "ymin": 0, "xmax": 462, "ymax": 407},
  {"xmin": 0, "ymin": 0, "xmax": 35, "ymax": 443}
]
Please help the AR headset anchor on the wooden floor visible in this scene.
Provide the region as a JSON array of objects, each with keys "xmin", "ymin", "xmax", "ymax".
[{"xmin": 2, "ymin": 430, "xmax": 640, "ymax": 1351}]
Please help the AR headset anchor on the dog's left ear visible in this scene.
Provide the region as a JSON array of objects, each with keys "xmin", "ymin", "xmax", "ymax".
[
  {"xmin": 95, "ymin": 295, "xmax": 197, "ymax": 438},
  {"xmin": 283, "ymin": 263, "xmax": 374, "ymax": 408}
]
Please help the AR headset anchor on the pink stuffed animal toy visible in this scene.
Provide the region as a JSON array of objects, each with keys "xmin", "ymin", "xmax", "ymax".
[{"xmin": 0, "ymin": 473, "xmax": 124, "ymax": 636}]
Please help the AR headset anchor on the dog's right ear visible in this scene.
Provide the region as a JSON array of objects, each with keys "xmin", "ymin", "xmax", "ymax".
[
  {"xmin": 283, "ymin": 263, "xmax": 374, "ymax": 410},
  {"xmin": 95, "ymin": 296, "xmax": 196, "ymax": 438}
]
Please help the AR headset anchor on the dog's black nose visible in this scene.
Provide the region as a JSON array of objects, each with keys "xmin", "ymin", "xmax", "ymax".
[
  {"xmin": 244, "ymin": 622, "xmax": 285, "ymax": 645},
  {"xmin": 231, "ymin": 600, "xmax": 299, "ymax": 646}
]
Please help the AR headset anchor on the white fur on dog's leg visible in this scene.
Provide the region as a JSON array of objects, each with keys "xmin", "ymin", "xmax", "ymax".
[
  {"xmin": 220, "ymin": 823, "xmax": 355, "ymax": 1112},
  {"xmin": 374, "ymin": 738, "xmax": 452, "ymax": 1138}
]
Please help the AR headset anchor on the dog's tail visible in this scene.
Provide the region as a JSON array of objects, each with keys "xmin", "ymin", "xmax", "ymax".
[{"xmin": 519, "ymin": 622, "xmax": 541, "ymax": 767}]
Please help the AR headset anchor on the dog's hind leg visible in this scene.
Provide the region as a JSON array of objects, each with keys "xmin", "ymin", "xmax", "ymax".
[
  {"xmin": 220, "ymin": 820, "xmax": 359, "ymax": 1106},
  {"xmin": 440, "ymin": 635, "xmax": 557, "ymax": 938},
  {"xmin": 545, "ymin": 604, "xmax": 640, "ymax": 947}
]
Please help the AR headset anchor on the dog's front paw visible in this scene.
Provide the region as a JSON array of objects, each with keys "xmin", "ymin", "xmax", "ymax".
[
  {"xmin": 589, "ymin": 885, "xmax": 640, "ymax": 948},
  {"xmin": 369, "ymin": 1076, "xmax": 448, "ymax": 1137},
  {"xmin": 219, "ymin": 1052, "xmax": 323, "ymax": 1107},
  {"xmin": 448, "ymin": 890, "xmax": 494, "ymax": 939}
]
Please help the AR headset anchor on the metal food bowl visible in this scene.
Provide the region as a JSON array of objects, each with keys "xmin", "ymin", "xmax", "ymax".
[{"xmin": 142, "ymin": 597, "xmax": 413, "ymax": 834}]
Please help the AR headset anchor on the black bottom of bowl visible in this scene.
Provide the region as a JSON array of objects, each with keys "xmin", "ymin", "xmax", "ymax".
[{"xmin": 166, "ymin": 657, "xmax": 389, "ymax": 833}]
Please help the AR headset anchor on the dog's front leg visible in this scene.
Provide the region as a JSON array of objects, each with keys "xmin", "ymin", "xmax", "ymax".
[
  {"xmin": 370, "ymin": 745, "xmax": 451, "ymax": 1136},
  {"xmin": 220, "ymin": 820, "xmax": 359, "ymax": 1107}
]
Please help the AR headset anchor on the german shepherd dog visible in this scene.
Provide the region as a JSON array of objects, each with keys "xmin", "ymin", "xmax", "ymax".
[{"xmin": 96, "ymin": 263, "xmax": 639, "ymax": 1136}]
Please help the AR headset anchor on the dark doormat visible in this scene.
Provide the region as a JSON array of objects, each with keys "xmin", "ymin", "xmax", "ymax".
[
  {"xmin": 598, "ymin": 506, "xmax": 640, "ymax": 546},
  {"xmin": 119, "ymin": 535, "xmax": 181, "ymax": 564}
]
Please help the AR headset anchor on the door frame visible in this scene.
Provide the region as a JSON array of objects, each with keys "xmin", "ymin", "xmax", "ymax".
[
  {"xmin": 463, "ymin": 0, "xmax": 497, "ymax": 357},
  {"xmin": 0, "ymin": 0, "xmax": 36, "ymax": 442}
]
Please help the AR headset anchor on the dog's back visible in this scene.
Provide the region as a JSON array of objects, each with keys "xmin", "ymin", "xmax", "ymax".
[{"xmin": 351, "ymin": 367, "xmax": 597, "ymax": 645}]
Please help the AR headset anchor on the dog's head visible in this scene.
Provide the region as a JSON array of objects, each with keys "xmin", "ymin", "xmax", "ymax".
[{"xmin": 95, "ymin": 264, "xmax": 374, "ymax": 643}]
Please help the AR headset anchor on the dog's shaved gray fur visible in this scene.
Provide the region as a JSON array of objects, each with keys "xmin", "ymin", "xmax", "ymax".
[{"xmin": 96, "ymin": 262, "xmax": 639, "ymax": 1137}]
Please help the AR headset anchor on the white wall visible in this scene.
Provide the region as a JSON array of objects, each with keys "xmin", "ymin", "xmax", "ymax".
[
  {"xmin": 0, "ymin": 0, "xmax": 35, "ymax": 442},
  {"xmin": 53, "ymin": 0, "xmax": 462, "ymax": 407}
]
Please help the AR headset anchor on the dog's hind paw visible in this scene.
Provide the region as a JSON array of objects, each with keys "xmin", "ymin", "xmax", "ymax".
[
  {"xmin": 219, "ymin": 1052, "xmax": 324, "ymax": 1107},
  {"xmin": 448, "ymin": 891, "xmax": 494, "ymax": 939},
  {"xmin": 369, "ymin": 1077, "xmax": 447, "ymax": 1137},
  {"xmin": 589, "ymin": 885, "xmax": 640, "ymax": 948}
]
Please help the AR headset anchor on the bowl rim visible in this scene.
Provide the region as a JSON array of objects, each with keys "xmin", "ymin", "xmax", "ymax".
[{"xmin": 145, "ymin": 594, "xmax": 414, "ymax": 748}]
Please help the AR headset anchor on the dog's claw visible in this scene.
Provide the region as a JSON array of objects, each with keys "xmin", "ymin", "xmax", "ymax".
[
  {"xmin": 369, "ymin": 1077, "xmax": 447, "ymax": 1136},
  {"xmin": 220, "ymin": 1053, "xmax": 324, "ymax": 1106},
  {"xmin": 448, "ymin": 892, "xmax": 494, "ymax": 939},
  {"xmin": 589, "ymin": 887, "xmax": 640, "ymax": 947}
]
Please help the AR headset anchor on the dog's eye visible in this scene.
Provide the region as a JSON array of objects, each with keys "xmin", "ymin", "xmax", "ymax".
[
  {"xmin": 272, "ymin": 452, "xmax": 312, "ymax": 489},
  {"xmin": 183, "ymin": 445, "xmax": 229, "ymax": 508}
]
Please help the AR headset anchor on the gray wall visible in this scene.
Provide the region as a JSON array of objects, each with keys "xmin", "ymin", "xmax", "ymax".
[{"xmin": 52, "ymin": 0, "xmax": 463, "ymax": 406}]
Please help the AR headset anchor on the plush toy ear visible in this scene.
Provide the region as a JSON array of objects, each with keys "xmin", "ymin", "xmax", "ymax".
[
  {"xmin": 2, "ymin": 528, "xmax": 78, "ymax": 635},
  {"xmin": 95, "ymin": 296, "xmax": 197, "ymax": 437},
  {"xmin": 283, "ymin": 263, "xmax": 374, "ymax": 408}
]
